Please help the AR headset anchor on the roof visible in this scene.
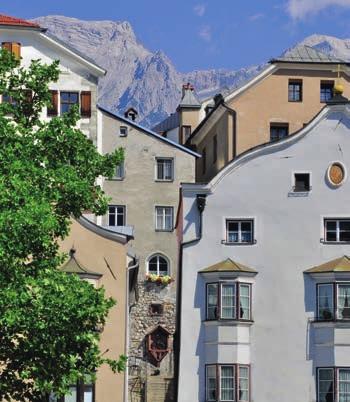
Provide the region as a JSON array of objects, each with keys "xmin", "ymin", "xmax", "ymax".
[
  {"xmin": 0, "ymin": 14, "xmax": 42, "ymax": 29},
  {"xmin": 98, "ymin": 105, "xmax": 201, "ymax": 158},
  {"xmin": 60, "ymin": 250, "xmax": 102, "ymax": 278},
  {"xmin": 305, "ymin": 256, "xmax": 350, "ymax": 273},
  {"xmin": 270, "ymin": 45, "xmax": 347, "ymax": 64},
  {"xmin": 199, "ymin": 258, "xmax": 257, "ymax": 274},
  {"xmin": 78, "ymin": 216, "xmax": 132, "ymax": 243},
  {"xmin": 152, "ymin": 112, "xmax": 180, "ymax": 134},
  {"xmin": 178, "ymin": 87, "xmax": 201, "ymax": 109}
]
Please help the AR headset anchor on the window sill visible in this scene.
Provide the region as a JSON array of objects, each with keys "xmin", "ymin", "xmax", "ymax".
[
  {"xmin": 320, "ymin": 240, "xmax": 350, "ymax": 245},
  {"xmin": 155, "ymin": 229, "xmax": 174, "ymax": 233},
  {"xmin": 312, "ymin": 319, "xmax": 350, "ymax": 328},
  {"xmin": 203, "ymin": 319, "xmax": 254, "ymax": 326},
  {"xmin": 221, "ymin": 240, "xmax": 256, "ymax": 246},
  {"xmin": 106, "ymin": 178, "xmax": 125, "ymax": 181},
  {"xmin": 155, "ymin": 179, "xmax": 174, "ymax": 183},
  {"xmin": 288, "ymin": 100, "xmax": 303, "ymax": 103},
  {"xmin": 288, "ymin": 191, "xmax": 310, "ymax": 197}
]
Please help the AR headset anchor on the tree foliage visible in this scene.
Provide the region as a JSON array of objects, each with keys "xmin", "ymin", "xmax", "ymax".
[{"xmin": 0, "ymin": 49, "xmax": 125, "ymax": 400}]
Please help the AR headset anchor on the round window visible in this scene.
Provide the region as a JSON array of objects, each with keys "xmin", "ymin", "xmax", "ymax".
[{"xmin": 327, "ymin": 162, "xmax": 346, "ymax": 187}]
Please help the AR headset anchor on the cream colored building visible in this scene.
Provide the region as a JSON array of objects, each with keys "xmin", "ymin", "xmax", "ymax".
[
  {"xmin": 97, "ymin": 106, "xmax": 199, "ymax": 401},
  {"xmin": 154, "ymin": 46, "xmax": 350, "ymax": 182},
  {"xmin": 60, "ymin": 218, "xmax": 136, "ymax": 402}
]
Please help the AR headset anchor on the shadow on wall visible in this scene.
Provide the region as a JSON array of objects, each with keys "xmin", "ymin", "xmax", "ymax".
[
  {"xmin": 303, "ymin": 273, "xmax": 335, "ymax": 391},
  {"xmin": 183, "ymin": 196, "xmax": 200, "ymax": 238},
  {"xmin": 194, "ymin": 273, "xmax": 207, "ymax": 402}
]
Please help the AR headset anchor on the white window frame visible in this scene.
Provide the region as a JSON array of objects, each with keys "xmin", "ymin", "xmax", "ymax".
[
  {"xmin": 324, "ymin": 218, "xmax": 350, "ymax": 243},
  {"xmin": 108, "ymin": 205, "xmax": 126, "ymax": 226},
  {"xmin": 155, "ymin": 157, "xmax": 174, "ymax": 181},
  {"xmin": 225, "ymin": 219, "xmax": 254, "ymax": 244},
  {"xmin": 155, "ymin": 206, "xmax": 174, "ymax": 231},
  {"xmin": 147, "ymin": 254, "xmax": 170, "ymax": 276}
]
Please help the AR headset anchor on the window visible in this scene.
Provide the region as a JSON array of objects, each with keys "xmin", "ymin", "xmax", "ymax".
[
  {"xmin": 317, "ymin": 368, "xmax": 350, "ymax": 402},
  {"xmin": 155, "ymin": 206, "xmax": 173, "ymax": 231},
  {"xmin": 149, "ymin": 303, "xmax": 163, "ymax": 315},
  {"xmin": 288, "ymin": 80, "xmax": 303, "ymax": 102},
  {"xmin": 108, "ymin": 205, "xmax": 126, "ymax": 226},
  {"xmin": 321, "ymin": 82, "xmax": 334, "ymax": 103},
  {"xmin": 206, "ymin": 364, "xmax": 250, "ymax": 402},
  {"xmin": 317, "ymin": 283, "xmax": 350, "ymax": 320},
  {"xmin": 206, "ymin": 282, "xmax": 252, "ymax": 321},
  {"xmin": 317, "ymin": 368, "xmax": 334, "ymax": 402},
  {"xmin": 324, "ymin": 219, "xmax": 350, "ymax": 243},
  {"xmin": 156, "ymin": 158, "xmax": 173, "ymax": 181},
  {"xmin": 181, "ymin": 125, "xmax": 191, "ymax": 143},
  {"xmin": 202, "ymin": 147, "xmax": 207, "ymax": 175},
  {"xmin": 270, "ymin": 124, "xmax": 289, "ymax": 142},
  {"xmin": 2, "ymin": 42, "xmax": 21, "ymax": 59},
  {"xmin": 213, "ymin": 135, "xmax": 217, "ymax": 164},
  {"xmin": 115, "ymin": 161, "xmax": 125, "ymax": 179},
  {"xmin": 60, "ymin": 92, "xmax": 79, "ymax": 114},
  {"xmin": 119, "ymin": 126, "xmax": 128, "ymax": 137},
  {"xmin": 226, "ymin": 220, "xmax": 254, "ymax": 244},
  {"xmin": 147, "ymin": 254, "xmax": 169, "ymax": 276},
  {"xmin": 294, "ymin": 173, "xmax": 310, "ymax": 192},
  {"xmin": 50, "ymin": 381, "xmax": 94, "ymax": 402}
]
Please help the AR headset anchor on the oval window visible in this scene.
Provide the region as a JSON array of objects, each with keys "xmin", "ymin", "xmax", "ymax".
[{"xmin": 328, "ymin": 162, "xmax": 346, "ymax": 186}]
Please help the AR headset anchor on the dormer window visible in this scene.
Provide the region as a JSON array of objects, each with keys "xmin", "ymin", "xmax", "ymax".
[{"xmin": 2, "ymin": 42, "xmax": 21, "ymax": 59}]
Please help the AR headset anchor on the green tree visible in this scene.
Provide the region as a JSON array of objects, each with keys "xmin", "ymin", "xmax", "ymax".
[{"xmin": 0, "ymin": 49, "xmax": 125, "ymax": 401}]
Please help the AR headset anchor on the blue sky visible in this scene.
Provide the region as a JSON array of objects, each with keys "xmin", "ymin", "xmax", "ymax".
[{"xmin": 3, "ymin": 0, "xmax": 350, "ymax": 72}]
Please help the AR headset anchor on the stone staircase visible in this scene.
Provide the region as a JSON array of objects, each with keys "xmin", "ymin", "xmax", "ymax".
[{"xmin": 146, "ymin": 377, "xmax": 174, "ymax": 402}]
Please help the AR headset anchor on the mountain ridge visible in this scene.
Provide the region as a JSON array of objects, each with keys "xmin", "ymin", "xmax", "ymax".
[{"xmin": 32, "ymin": 16, "xmax": 350, "ymax": 127}]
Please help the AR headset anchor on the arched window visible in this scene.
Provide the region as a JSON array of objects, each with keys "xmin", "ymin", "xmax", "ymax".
[{"xmin": 147, "ymin": 254, "xmax": 169, "ymax": 276}]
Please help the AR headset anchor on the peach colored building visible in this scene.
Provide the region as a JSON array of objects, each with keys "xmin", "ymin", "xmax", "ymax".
[
  {"xmin": 59, "ymin": 218, "xmax": 137, "ymax": 402},
  {"xmin": 155, "ymin": 46, "xmax": 350, "ymax": 182}
]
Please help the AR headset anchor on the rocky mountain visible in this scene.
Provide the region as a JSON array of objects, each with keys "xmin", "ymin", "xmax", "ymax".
[
  {"xmin": 32, "ymin": 15, "xmax": 263, "ymax": 126},
  {"xmin": 32, "ymin": 16, "xmax": 350, "ymax": 127}
]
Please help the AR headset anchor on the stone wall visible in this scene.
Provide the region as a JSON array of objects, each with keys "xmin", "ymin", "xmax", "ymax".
[{"xmin": 128, "ymin": 280, "xmax": 176, "ymax": 402}]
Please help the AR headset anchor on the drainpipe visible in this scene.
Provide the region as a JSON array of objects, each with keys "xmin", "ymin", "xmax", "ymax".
[
  {"xmin": 174, "ymin": 193, "xmax": 207, "ymax": 401},
  {"xmin": 124, "ymin": 256, "xmax": 139, "ymax": 402}
]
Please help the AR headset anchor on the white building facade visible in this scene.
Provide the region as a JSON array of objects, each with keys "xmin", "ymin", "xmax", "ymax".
[
  {"xmin": 0, "ymin": 15, "xmax": 105, "ymax": 144},
  {"xmin": 179, "ymin": 98, "xmax": 350, "ymax": 402}
]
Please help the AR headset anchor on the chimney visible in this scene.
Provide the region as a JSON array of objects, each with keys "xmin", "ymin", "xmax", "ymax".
[
  {"xmin": 182, "ymin": 82, "xmax": 195, "ymax": 98},
  {"xmin": 124, "ymin": 107, "xmax": 138, "ymax": 122}
]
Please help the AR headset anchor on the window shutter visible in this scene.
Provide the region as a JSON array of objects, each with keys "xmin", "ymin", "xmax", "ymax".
[
  {"xmin": 12, "ymin": 43, "xmax": 21, "ymax": 59},
  {"xmin": 2, "ymin": 42, "xmax": 21, "ymax": 59},
  {"xmin": 80, "ymin": 91, "xmax": 91, "ymax": 118},
  {"xmin": 2, "ymin": 42, "xmax": 12, "ymax": 52},
  {"xmin": 47, "ymin": 90, "xmax": 58, "ymax": 117}
]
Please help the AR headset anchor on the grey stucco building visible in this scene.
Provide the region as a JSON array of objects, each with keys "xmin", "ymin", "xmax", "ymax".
[{"xmin": 96, "ymin": 106, "xmax": 199, "ymax": 402}]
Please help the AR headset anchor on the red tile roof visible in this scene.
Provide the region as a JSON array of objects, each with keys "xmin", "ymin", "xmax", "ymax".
[{"xmin": 0, "ymin": 14, "xmax": 41, "ymax": 28}]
